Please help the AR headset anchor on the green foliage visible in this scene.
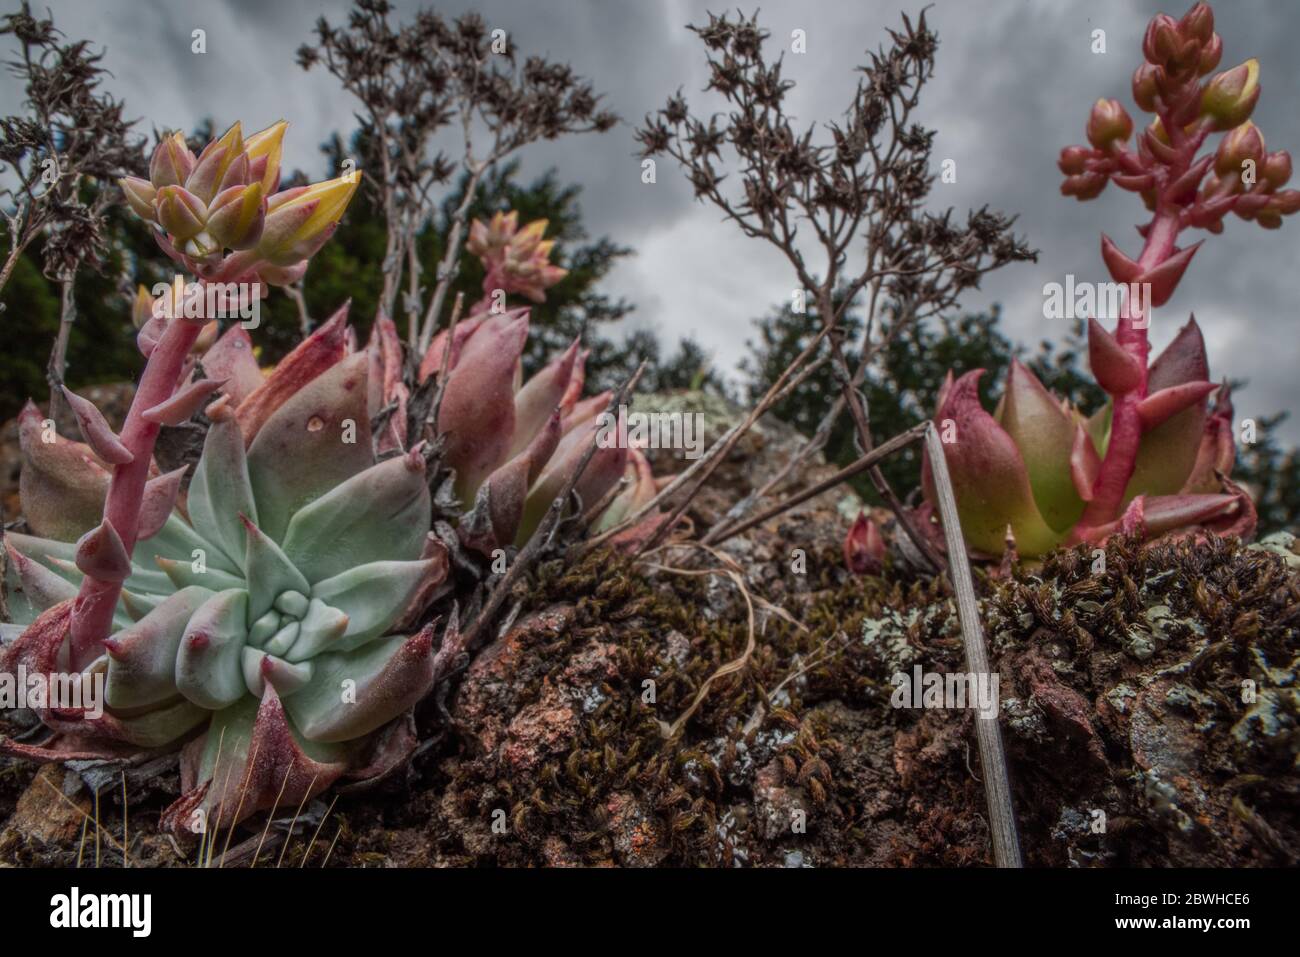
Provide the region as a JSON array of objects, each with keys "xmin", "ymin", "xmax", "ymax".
[
  {"xmin": 1231, "ymin": 413, "xmax": 1300, "ymax": 533},
  {"xmin": 742, "ymin": 302, "xmax": 1023, "ymax": 500},
  {"xmin": 0, "ymin": 214, "xmax": 141, "ymax": 422}
]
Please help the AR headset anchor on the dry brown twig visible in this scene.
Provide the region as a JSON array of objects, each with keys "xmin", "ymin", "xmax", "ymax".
[
  {"xmin": 635, "ymin": 10, "xmax": 1034, "ymax": 557},
  {"xmin": 298, "ymin": 0, "xmax": 616, "ymax": 344},
  {"xmin": 703, "ymin": 421, "xmax": 930, "ymax": 547},
  {"xmin": 583, "ymin": 330, "xmax": 833, "ymax": 553},
  {"xmin": 1, "ymin": 2, "xmax": 144, "ymax": 419}
]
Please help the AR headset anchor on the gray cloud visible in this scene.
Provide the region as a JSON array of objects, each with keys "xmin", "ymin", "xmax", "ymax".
[{"xmin": 4, "ymin": 0, "xmax": 1297, "ymax": 437}]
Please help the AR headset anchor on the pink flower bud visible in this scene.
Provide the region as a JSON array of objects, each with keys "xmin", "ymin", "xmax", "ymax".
[
  {"xmin": 185, "ymin": 122, "xmax": 245, "ymax": 204},
  {"xmin": 119, "ymin": 176, "xmax": 157, "ymax": 221},
  {"xmin": 843, "ymin": 511, "xmax": 885, "ymax": 575},
  {"xmin": 1131, "ymin": 63, "xmax": 1161, "ymax": 112},
  {"xmin": 207, "ymin": 182, "xmax": 266, "ymax": 250},
  {"xmin": 154, "ymin": 185, "xmax": 207, "ymax": 241},
  {"xmin": 1214, "ymin": 121, "xmax": 1265, "ymax": 176},
  {"xmin": 1200, "ymin": 59, "xmax": 1261, "ymax": 131},
  {"xmin": 1142, "ymin": 14, "xmax": 1180, "ymax": 67},
  {"xmin": 243, "ymin": 120, "xmax": 287, "ymax": 194},
  {"xmin": 256, "ymin": 173, "xmax": 359, "ymax": 266},
  {"xmin": 149, "ymin": 132, "xmax": 195, "ymax": 189},
  {"xmin": 1270, "ymin": 189, "xmax": 1300, "ymax": 215},
  {"xmin": 1198, "ymin": 33, "xmax": 1223, "ymax": 75},
  {"xmin": 1086, "ymin": 98, "xmax": 1132, "ymax": 150},
  {"xmin": 1061, "ymin": 172, "xmax": 1107, "ymax": 201},
  {"xmin": 1179, "ymin": 3, "xmax": 1214, "ymax": 45},
  {"xmin": 1261, "ymin": 151, "xmax": 1292, "ymax": 189},
  {"xmin": 1057, "ymin": 145, "xmax": 1091, "ymax": 175}
]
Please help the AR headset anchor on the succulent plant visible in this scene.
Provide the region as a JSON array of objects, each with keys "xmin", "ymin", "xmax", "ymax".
[
  {"xmin": 417, "ymin": 214, "xmax": 659, "ymax": 554},
  {"xmin": 922, "ymin": 3, "xmax": 1286, "ymax": 558},
  {"xmin": 2, "ymin": 101, "xmax": 663, "ymax": 838},
  {"xmin": 5, "ymin": 355, "xmax": 447, "ymax": 830},
  {"xmin": 0, "ymin": 121, "xmax": 439, "ymax": 833}
]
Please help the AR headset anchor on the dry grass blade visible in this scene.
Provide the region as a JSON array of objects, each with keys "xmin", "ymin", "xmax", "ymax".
[
  {"xmin": 320, "ymin": 827, "xmax": 342, "ymax": 868},
  {"xmin": 300, "ymin": 794, "xmax": 339, "ymax": 867},
  {"xmin": 634, "ymin": 346, "xmax": 833, "ymax": 556},
  {"xmin": 923, "ymin": 422, "xmax": 1023, "ymax": 868},
  {"xmin": 41, "ymin": 774, "xmax": 127, "ymax": 862},
  {"xmin": 250, "ymin": 765, "xmax": 295, "ymax": 867},
  {"xmin": 639, "ymin": 542, "xmax": 760, "ymax": 739},
  {"xmin": 218, "ymin": 738, "xmax": 260, "ymax": 868},
  {"xmin": 121, "ymin": 771, "xmax": 129, "ymax": 868},
  {"xmin": 276, "ymin": 776, "xmax": 319, "ymax": 868}
]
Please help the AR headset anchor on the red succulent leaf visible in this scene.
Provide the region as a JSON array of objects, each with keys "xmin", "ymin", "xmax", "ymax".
[
  {"xmin": 17, "ymin": 400, "xmax": 112, "ymax": 540},
  {"xmin": 1070, "ymin": 423, "xmax": 1102, "ymax": 502},
  {"xmin": 843, "ymin": 510, "xmax": 885, "ymax": 575},
  {"xmin": 1136, "ymin": 380, "xmax": 1218, "ymax": 430},
  {"xmin": 234, "ymin": 301, "xmax": 350, "ymax": 445},
  {"xmin": 201, "ymin": 324, "xmax": 265, "ymax": 406},
  {"xmin": 160, "ymin": 687, "xmax": 349, "ymax": 836},
  {"xmin": 1087, "ymin": 317, "xmax": 1144, "ymax": 395},
  {"xmin": 1136, "ymin": 241, "xmax": 1202, "ymax": 308},
  {"xmin": 1100, "ymin": 233, "xmax": 1143, "ymax": 283}
]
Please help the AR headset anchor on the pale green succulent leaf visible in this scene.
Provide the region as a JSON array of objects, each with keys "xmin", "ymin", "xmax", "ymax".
[
  {"xmin": 298, "ymin": 559, "xmax": 435, "ymax": 658},
  {"xmin": 242, "ymin": 517, "xmax": 310, "ymax": 622},
  {"xmin": 284, "ymin": 598, "xmax": 349, "ymax": 663},
  {"xmin": 284, "ymin": 628, "xmax": 434, "ymax": 743},
  {"xmin": 156, "ymin": 556, "xmax": 246, "ymax": 592},
  {"xmin": 186, "ymin": 418, "xmax": 257, "ymax": 571},
  {"xmin": 175, "ymin": 588, "xmax": 250, "ymax": 710},
  {"xmin": 998, "ymin": 360, "xmax": 1086, "ymax": 533},
  {"xmin": 106, "ymin": 586, "xmax": 214, "ymax": 710},
  {"xmin": 280, "ymin": 454, "xmax": 431, "ymax": 583},
  {"xmin": 139, "ymin": 511, "xmax": 240, "ymax": 576}
]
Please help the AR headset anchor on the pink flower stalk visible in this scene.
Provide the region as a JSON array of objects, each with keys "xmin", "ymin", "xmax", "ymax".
[
  {"xmin": 922, "ymin": 3, "xmax": 1293, "ymax": 558},
  {"xmin": 1062, "ymin": 3, "xmax": 1295, "ymax": 541}
]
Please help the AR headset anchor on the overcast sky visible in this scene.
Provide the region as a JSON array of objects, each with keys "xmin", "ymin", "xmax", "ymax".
[{"xmin": 5, "ymin": 0, "xmax": 1298, "ymax": 438}]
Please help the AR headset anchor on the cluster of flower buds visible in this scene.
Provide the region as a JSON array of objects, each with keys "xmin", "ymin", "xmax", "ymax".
[
  {"xmin": 1058, "ymin": 3, "xmax": 1297, "ymax": 233},
  {"xmin": 120, "ymin": 121, "xmax": 359, "ymax": 286},
  {"xmin": 467, "ymin": 210, "xmax": 569, "ymax": 305}
]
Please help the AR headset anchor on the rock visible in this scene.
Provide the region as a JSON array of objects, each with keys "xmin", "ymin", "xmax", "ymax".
[{"xmin": 4, "ymin": 765, "xmax": 89, "ymax": 846}]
